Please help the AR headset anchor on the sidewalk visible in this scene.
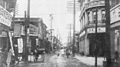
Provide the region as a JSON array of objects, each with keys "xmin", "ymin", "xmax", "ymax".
[{"xmin": 74, "ymin": 54, "xmax": 104, "ymax": 67}]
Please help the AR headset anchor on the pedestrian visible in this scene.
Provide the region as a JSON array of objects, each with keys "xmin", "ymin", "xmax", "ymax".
[
  {"xmin": 57, "ymin": 53, "xmax": 59, "ymax": 56},
  {"xmin": 114, "ymin": 51, "xmax": 120, "ymax": 67},
  {"xmin": 66, "ymin": 49, "xmax": 70, "ymax": 58},
  {"xmin": 34, "ymin": 49, "xmax": 38, "ymax": 62},
  {"xmin": 115, "ymin": 51, "xmax": 119, "ymax": 62}
]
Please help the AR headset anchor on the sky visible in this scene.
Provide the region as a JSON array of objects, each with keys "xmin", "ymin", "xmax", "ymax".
[{"xmin": 16, "ymin": 0, "xmax": 80, "ymax": 44}]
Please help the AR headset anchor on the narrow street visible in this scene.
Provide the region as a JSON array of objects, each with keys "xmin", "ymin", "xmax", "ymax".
[
  {"xmin": 0, "ymin": 0, "xmax": 118, "ymax": 67},
  {"xmin": 14, "ymin": 54, "xmax": 93, "ymax": 67}
]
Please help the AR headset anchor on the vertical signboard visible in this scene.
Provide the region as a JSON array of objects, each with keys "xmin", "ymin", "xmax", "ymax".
[{"xmin": 18, "ymin": 38, "xmax": 23, "ymax": 53}]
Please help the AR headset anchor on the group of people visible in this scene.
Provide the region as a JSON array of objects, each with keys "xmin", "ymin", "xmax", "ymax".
[{"xmin": 57, "ymin": 48, "xmax": 72, "ymax": 58}]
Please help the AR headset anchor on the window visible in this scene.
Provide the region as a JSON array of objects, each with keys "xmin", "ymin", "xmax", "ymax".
[
  {"xmin": 87, "ymin": 12, "xmax": 90, "ymax": 24},
  {"xmin": 93, "ymin": 11, "xmax": 97, "ymax": 24},
  {"xmin": 101, "ymin": 10, "xmax": 106, "ymax": 23}
]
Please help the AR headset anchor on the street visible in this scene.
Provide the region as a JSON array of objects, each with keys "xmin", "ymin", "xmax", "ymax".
[
  {"xmin": 0, "ymin": 0, "xmax": 119, "ymax": 67},
  {"xmin": 14, "ymin": 53, "xmax": 97, "ymax": 67}
]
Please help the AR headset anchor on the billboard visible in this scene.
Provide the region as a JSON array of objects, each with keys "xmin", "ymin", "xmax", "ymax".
[{"xmin": 0, "ymin": 5, "xmax": 12, "ymax": 27}]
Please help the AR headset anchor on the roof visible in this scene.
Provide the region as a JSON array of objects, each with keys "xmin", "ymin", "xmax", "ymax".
[{"xmin": 14, "ymin": 17, "xmax": 42, "ymax": 22}]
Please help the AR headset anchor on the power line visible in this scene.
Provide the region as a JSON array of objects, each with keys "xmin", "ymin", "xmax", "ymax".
[{"xmin": 38, "ymin": 13, "xmax": 74, "ymax": 15}]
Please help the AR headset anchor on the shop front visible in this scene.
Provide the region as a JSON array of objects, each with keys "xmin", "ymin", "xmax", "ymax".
[
  {"xmin": 110, "ymin": 4, "xmax": 120, "ymax": 58},
  {"xmin": 0, "ymin": 5, "xmax": 12, "ymax": 67},
  {"xmin": 86, "ymin": 27, "xmax": 106, "ymax": 57}
]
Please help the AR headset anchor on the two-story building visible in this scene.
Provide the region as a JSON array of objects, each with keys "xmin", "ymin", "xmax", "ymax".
[
  {"xmin": 110, "ymin": 0, "xmax": 120, "ymax": 59},
  {"xmin": 0, "ymin": 0, "xmax": 16, "ymax": 51},
  {"xmin": 13, "ymin": 17, "xmax": 48, "ymax": 60},
  {"xmin": 78, "ymin": 0, "xmax": 106, "ymax": 56},
  {"xmin": 78, "ymin": 0, "xmax": 120, "ymax": 58},
  {"xmin": 0, "ymin": 0, "xmax": 17, "ymax": 66}
]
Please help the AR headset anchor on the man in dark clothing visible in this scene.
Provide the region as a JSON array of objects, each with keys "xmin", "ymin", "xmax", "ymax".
[{"xmin": 66, "ymin": 49, "xmax": 70, "ymax": 58}]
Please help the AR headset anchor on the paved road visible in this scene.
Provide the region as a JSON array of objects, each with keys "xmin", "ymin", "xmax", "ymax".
[{"xmin": 14, "ymin": 54, "xmax": 102, "ymax": 67}]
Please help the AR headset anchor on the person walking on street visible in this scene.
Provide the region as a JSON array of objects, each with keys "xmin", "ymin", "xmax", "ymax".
[{"xmin": 66, "ymin": 49, "xmax": 70, "ymax": 58}]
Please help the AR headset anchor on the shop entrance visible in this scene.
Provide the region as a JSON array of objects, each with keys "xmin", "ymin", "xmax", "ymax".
[{"xmin": 88, "ymin": 33, "xmax": 106, "ymax": 57}]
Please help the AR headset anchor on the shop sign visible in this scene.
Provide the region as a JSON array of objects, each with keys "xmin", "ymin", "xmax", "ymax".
[
  {"xmin": 87, "ymin": 28, "xmax": 95, "ymax": 33},
  {"xmin": 87, "ymin": 27, "xmax": 106, "ymax": 33},
  {"xmin": 0, "ymin": 5, "xmax": 12, "ymax": 27},
  {"xmin": 29, "ymin": 24, "xmax": 38, "ymax": 36},
  {"xmin": 21, "ymin": 26, "xmax": 25, "ymax": 35},
  {"xmin": 79, "ymin": 31, "xmax": 85, "ymax": 37},
  {"xmin": 110, "ymin": 5, "xmax": 120, "ymax": 24},
  {"xmin": 18, "ymin": 38, "xmax": 23, "ymax": 53},
  {"xmin": 97, "ymin": 27, "xmax": 106, "ymax": 33}
]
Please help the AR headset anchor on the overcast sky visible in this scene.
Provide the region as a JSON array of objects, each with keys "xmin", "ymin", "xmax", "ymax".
[{"xmin": 16, "ymin": 0, "xmax": 80, "ymax": 44}]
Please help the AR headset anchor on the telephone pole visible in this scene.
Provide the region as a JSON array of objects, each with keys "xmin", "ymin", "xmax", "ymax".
[
  {"xmin": 104, "ymin": 0, "xmax": 112, "ymax": 67},
  {"xmin": 95, "ymin": 8, "xmax": 98, "ymax": 67},
  {"xmin": 72, "ymin": 0, "xmax": 76, "ymax": 56},
  {"xmin": 24, "ymin": 0, "xmax": 30, "ymax": 62},
  {"xmin": 49, "ymin": 14, "xmax": 53, "ymax": 52},
  {"xmin": 70, "ymin": 24, "xmax": 71, "ymax": 45}
]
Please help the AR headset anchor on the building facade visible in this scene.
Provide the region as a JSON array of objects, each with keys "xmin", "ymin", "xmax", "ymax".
[
  {"xmin": 78, "ymin": 0, "xmax": 106, "ymax": 56},
  {"xmin": 78, "ymin": 0, "xmax": 120, "ymax": 58},
  {"xmin": 110, "ymin": 0, "xmax": 120, "ymax": 59},
  {"xmin": 0, "ymin": 0, "xmax": 17, "ymax": 67},
  {"xmin": 13, "ymin": 18, "xmax": 48, "ymax": 61}
]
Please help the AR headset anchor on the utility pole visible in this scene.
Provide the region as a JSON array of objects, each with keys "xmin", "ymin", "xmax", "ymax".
[
  {"xmin": 70, "ymin": 24, "xmax": 71, "ymax": 45},
  {"xmin": 95, "ymin": 8, "xmax": 98, "ymax": 67},
  {"xmin": 25, "ymin": 0, "xmax": 30, "ymax": 62},
  {"xmin": 24, "ymin": 11, "xmax": 27, "ymax": 62},
  {"xmin": 104, "ymin": 0, "xmax": 112, "ymax": 67},
  {"xmin": 49, "ymin": 14, "xmax": 53, "ymax": 52},
  {"xmin": 72, "ymin": 0, "xmax": 76, "ymax": 56}
]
